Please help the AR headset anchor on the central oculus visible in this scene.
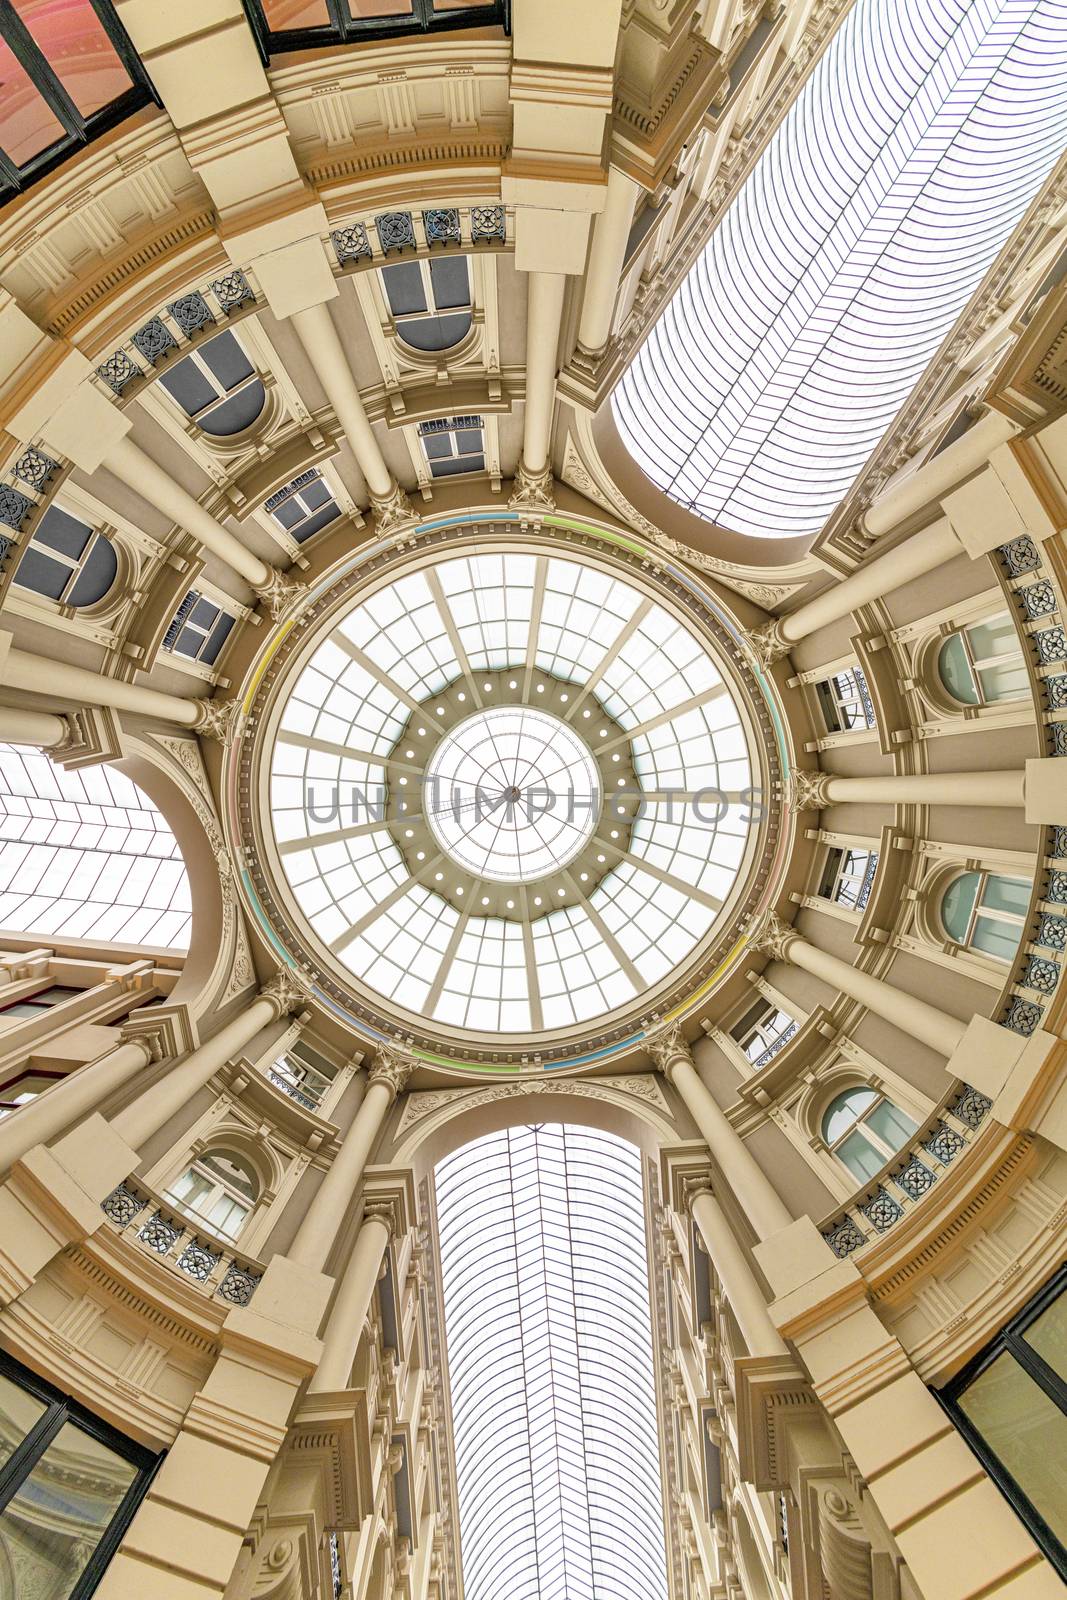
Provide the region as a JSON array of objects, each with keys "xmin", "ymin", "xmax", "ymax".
[{"xmin": 424, "ymin": 706, "xmax": 601, "ymax": 883}]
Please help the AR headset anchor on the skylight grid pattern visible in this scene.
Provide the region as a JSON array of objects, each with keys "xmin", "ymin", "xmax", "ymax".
[
  {"xmin": 344, "ymin": 886, "xmax": 457, "ymax": 1009},
  {"xmin": 435, "ymin": 1124, "xmax": 668, "ymax": 1600},
  {"xmin": 595, "ymin": 611, "xmax": 720, "ymax": 731},
  {"xmin": 594, "ymin": 862, "xmax": 708, "ymax": 984},
  {"xmin": 339, "ymin": 572, "xmax": 460, "ymax": 700},
  {"xmin": 270, "ymin": 741, "xmax": 384, "ymax": 846},
  {"xmin": 535, "ymin": 561, "xmax": 640, "ymax": 686},
  {"xmin": 531, "ymin": 906, "xmax": 636, "ymax": 1027},
  {"xmin": 286, "ymin": 830, "xmax": 408, "ymax": 949},
  {"xmin": 438, "ymin": 552, "xmax": 536, "ymax": 671},
  {"xmin": 0, "ymin": 745, "xmax": 190, "ymax": 948},
  {"xmin": 629, "ymin": 703, "xmax": 749, "ymax": 794},
  {"xmin": 282, "ymin": 646, "xmax": 407, "ymax": 753},
  {"xmin": 613, "ymin": 0, "xmax": 1067, "ymax": 538},
  {"xmin": 628, "ymin": 808, "xmax": 743, "ymax": 900},
  {"xmin": 434, "ymin": 917, "xmax": 530, "ymax": 1030}
]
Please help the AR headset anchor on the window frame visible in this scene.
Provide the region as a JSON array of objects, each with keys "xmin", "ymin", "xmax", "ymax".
[
  {"xmin": 730, "ymin": 997, "xmax": 797, "ymax": 1068},
  {"xmin": 157, "ymin": 329, "xmax": 264, "ymax": 437},
  {"xmin": 815, "ymin": 665, "xmax": 876, "ymax": 732},
  {"xmin": 265, "ymin": 468, "xmax": 341, "ymax": 543},
  {"xmin": 940, "ymin": 869, "xmax": 1029, "ymax": 962},
  {"xmin": 819, "ymin": 846, "xmax": 878, "ymax": 911},
  {"xmin": 381, "ymin": 255, "xmax": 473, "ymax": 352},
  {"xmin": 241, "ymin": 0, "xmax": 508, "ymax": 61},
  {"xmin": 0, "ymin": 1346, "xmax": 160, "ymax": 1599},
  {"xmin": 13, "ymin": 507, "xmax": 117, "ymax": 610},
  {"xmin": 418, "ymin": 415, "xmax": 486, "ymax": 478},
  {"xmin": 937, "ymin": 612, "xmax": 1027, "ymax": 707},
  {"xmin": 938, "ymin": 1264, "xmax": 1067, "ymax": 1578},
  {"xmin": 162, "ymin": 1147, "xmax": 260, "ymax": 1242},
  {"xmin": 820, "ymin": 1086, "xmax": 916, "ymax": 1177},
  {"xmin": 162, "ymin": 589, "xmax": 237, "ymax": 667}
]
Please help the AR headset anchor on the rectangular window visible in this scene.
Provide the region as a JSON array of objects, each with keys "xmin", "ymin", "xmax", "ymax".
[
  {"xmin": 730, "ymin": 997, "xmax": 797, "ymax": 1067},
  {"xmin": 816, "ymin": 666, "xmax": 876, "ymax": 732},
  {"xmin": 939, "ymin": 1266, "xmax": 1067, "ymax": 1578},
  {"xmin": 0, "ymin": 983, "xmax": 80, "ymax": 1022},
  {"xmin": 0, "ymin": 1349, "xmax": 159, "ymax": 1598},
  {"xmin": 265, "ymin": 469, "xmax": 341, "ymax": 542},
  {"xmin": 418, "ymin": 416, "xmax": 485, "ymax": 478},
  {"xmin": 818, "ymin": 847, "xmax": 878, "ymax": 911},
  {"xmin": 268, "ymin": 1040, "xmax": 338, "ymax": 1110},
  {"xmin": 163, "ymin": 591, "xmax": 236, "ymax": 666}
]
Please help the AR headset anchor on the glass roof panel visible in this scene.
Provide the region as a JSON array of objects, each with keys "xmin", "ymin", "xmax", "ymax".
[
  {"xmin": 612, "ymin": 0, "xmax": 1067, "ymax": 539},
  {"xmin": 435, "ymin": 1123, "xmax": 669, "ymax": 1600},
  {"xmin": 0, "ymin": 745, "xmax": 191, "ymax": 949}
]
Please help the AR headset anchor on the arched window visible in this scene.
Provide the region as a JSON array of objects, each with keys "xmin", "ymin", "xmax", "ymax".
[
  {"xmin": 158, "ymin": 330, "xmax": 265, "ymax": 437},
  {"xmin": 381, "ymin": 257, "xmax": 472, "ymax": 351},
  {"xmin": 937, "ymin": 614, "xmax": 1027, "ymax": 706},
  {"xmin": 940, "ymin": 871, "xmax": 1030, "ymax": 962},
  {"xmin": 163, "ymin": 1148, "xmax": 259, "ymax": 1241},
  {"xmin": 821, "ymin": 1088, "xmax": 917, "ymax": 1183},
  {"xmin": 13, "ymin": 506, "xmax": 117, "ymax": 607}
]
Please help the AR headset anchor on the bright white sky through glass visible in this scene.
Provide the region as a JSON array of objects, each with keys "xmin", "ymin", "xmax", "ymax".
[
  {"xmin": 613, "ymin": 0, "xmax": 1067, "ymax": 539},
  {"xmin": 435, "ymin": 1124, "xmax": 668, "ymax": 1600},
  {"xmin": 0, "ymin": 745, "xmax": 191, "ymax": 949}
]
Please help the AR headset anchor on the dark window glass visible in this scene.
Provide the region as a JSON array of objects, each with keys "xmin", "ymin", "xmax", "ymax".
[
  {"xmin": 261, "ymin": 0, "xmax": 330, "ymax": 22},
  {"xmin": 273, "ymin": 496, "xmax": 304, "ymax": 530},
  {"xmin": 455, "ymin": 427, "xmax": 482, "ymax": 454},
  {"xmin": 34, "ymin": 507, "xmax": 92, "ymax": 561},
  {"xmin": 302, "ymin": 477, "xmax": 331, "ymax": 510},
  {"xmin": 432, "ymin": 452, "xmax": 484, "ymax": 477},
  {"xmin": 398, "ymin": 311, "xmax": 471, "ymax": 351},
  {"xmin": 158, "ymin": 359, "xmax": 216, "ymax": 417},
  {"xmin": 200, "ymin": 614, "xmax": 235, "ymax": 665},
  {"xmin": 200, "ymin": 382, "xmax": 266, "ymax": 437},
  {"xmin": 291, "ymin": 503, "xmax": 340, "ymax": 542},
  {"xmin": 0, "ymin": 33, "xmax": 65, "ymax": 165},
  {"xmin": 383, "ymin": 261, "xmax": 426, "ymax": 316},
  {"xmin": 423, "ymin": 432, "xmax": 453, "ymax": 460},
  {"xmin": 201, "ymin": 330, "xmax": 254, "ymax": 391},
  {"xmin": 66, "ymin": 540, "xmax": 117, "ymax": 607},
  {"xmin": 429, "ymin": 254, "xmax": 470, "ymax": 309},
  {"xmin": 173, "ymin": 626, "xmax": 204, "ymax": 659},
  {"xmin": 189, "ymin": 597, "xmax": 220, "ymax": 629},
  {"xmin": 348, "ymin": 0, "xmax": 415, "ymax": 15},
  {"xmin": 15, "ymin": 548, "xmax": 69, "ymax": 600},
  {"xmin": 11, "ymin": 0, "xmax": 133, "ymax": 119}
]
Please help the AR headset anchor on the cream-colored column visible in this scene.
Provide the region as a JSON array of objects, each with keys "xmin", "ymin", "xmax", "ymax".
[
  {"xmin": 689, "ymin": 1186, "xmax": 788, "ymax": 1357},
  {"xmin": 0, "ymin": 1038, "xmax": 153, "ymax": 1175},
  {"xmin": 308, "ymin": 1202, "xmax": 392, "ymax": 1393},
  {"xmin": 0, "ymin": 706, "xmax": 68, "ymax": 747},
  {"xmin": 110, "ymin": 972, "xmax": 307, "ymax": 1150},
  {"xmin": 520, "ymin": 271, "xmax": 568, "ymax": 480},
  {"xmin": 576, "ymin": 167, "xmax": 641, "ymax": 355},
  {"xmin": 288, "ymin": 1051, "xmax": 410, "ymax": 1273},
  {"xmin": 1, "ymin": 635, "xmax": 202, "ymax": 727},
  {"xmin": 752, "ymin": 915, "xmax": 966, "ymax": 1059},
  {"xmin": 791, "ymin": 770, "xmax": 1026, "ymax": 809},
  {"xmin": 102, "ymin": 434, "xmax": 270, "ymax": 589},
  {"xmin": 650, "ymin": 1028, "xmax": 791, "ymax": 1239},
  {"xmin": 289, "ymin": 303, "xmax": 391, "ymax": 498},
  {"xmin": 861, "ymin": 409, "xmax": 1018, "ymax": 539}
]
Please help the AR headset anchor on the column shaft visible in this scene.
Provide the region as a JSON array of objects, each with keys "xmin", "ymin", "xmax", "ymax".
[
  {"xmin": 522, "ymin": 272, "xmax": 567, "ymax": 474},
  {"xmin": 0, "ymin": 707, "xmax": 67, "ymax": 747},
  {"xmin": 862, "ymin": 410, "xmax": 1018, "ymax": 538},
  {"xmin": 3, "ymin": 646, "xmax": 199, "ymax": 726},
  {"xmin": 690, "ymin": 1190, "xmax": 788, "ymax": 1357},
  {"xmin": 111, "ymin": 996, "xmax": 278, "ymax": 1150},
  {"xmin": 577, "ymin": 168, "xmax": 640, "ymax": 353},
  {"xmin": 308, "ymin": 1212, "xmax": 390, "ymax": 1393},
  {"xmin": 290, "ymin": 302, "xmax": 393, "ymax": 499},
  {"xmin": 0, "ymin": 1040, "xmax": 150, "ymax": 1173},
  {"xmin": 825, "ymin": 771, "xmax": 1025, "ymax": 808},
  {"xmin": 781, "ymin": 520, "xmax": 961, "ymax": 645},
  {"xmin": 668, "ymin": 1053, "xmax": 791, "ymax": 1239},
  {"xmin": 104, "ymin": 435, "xmax": 270, "ymax": 589},
  {"xmin": 789, "ymin": 938, "xmax": 966, "ymax": 1058},
  {"xmin": 288, "ymin": 1079, "xmax": 394, "ymax": 1272}
]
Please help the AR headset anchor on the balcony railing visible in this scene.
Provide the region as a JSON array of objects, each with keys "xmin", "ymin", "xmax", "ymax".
[
  {"xmin": 819, "ymin": 1083, "xmax": 994, "ymax": 1258},
  {"xmin": 100, "ymin": 1177, "xmax": 263, "ymax": 1306}
]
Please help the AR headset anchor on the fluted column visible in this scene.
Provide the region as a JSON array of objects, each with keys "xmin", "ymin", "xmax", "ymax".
[
  {"xmin": 689, "ymin": 1186, "xmax": 788, "ymax": 1358},
  {"xmin": 0, "ymin": 706, "xmax": 68, "ymax": 747},
  {"xmin": 515, "ymin": 271, "xmax": 567, "ymax": 495},
  {"xmin": 308, "ymin": 1200, "xmax": 393, "ymax": 1393},
  {"xmin": 1, "ymin": 637, "xmax": 202, "ymax": 729},
  {"xmin": 577, "ymin": 167, "xmax": 640, "ymax": 355},
  {"xmin": 750, "ymin": 915, "xmax": 966, "ymax": 1059},
  {"xmin": 288, "ymin": 1050, "xmax": 410, "ymax": 1273},
  {"xmin": 111, "ymin": 972, "xmax": 307, "ymax": 1151},
  {"xmin": 289, "ymin": 302, "xmax": 413, "ymax": 530},
  {"xmin": 789, "ymin": 769, "xmax": 1026, "ymax": 810},
  {"xmin": 650, "ymin": 1027, "xmax": 791, "ymax": 1240}
]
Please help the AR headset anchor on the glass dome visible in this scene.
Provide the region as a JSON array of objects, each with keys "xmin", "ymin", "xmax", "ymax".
[{"xmin": 264, "ymin": 545, "xmax": 759, "ymax": 1039}]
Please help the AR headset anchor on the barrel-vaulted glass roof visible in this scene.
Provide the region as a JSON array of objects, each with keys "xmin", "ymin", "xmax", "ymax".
[
  {"xmin": 0, "ymin": 746, "xmax": 190, "ymax": 949},
  {"xmin": 435, "ymin": 1123, "xmax": 668, "ymax": 1600},
  {"xmin": 613, "ymin": 0, "xmax": 1067, "ymax": 540}
]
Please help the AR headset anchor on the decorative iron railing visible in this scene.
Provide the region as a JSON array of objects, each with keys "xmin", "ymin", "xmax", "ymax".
[
  {"xmin": 100, "ymin": 1178, "xmax": 263, "ymax": 1306},
  {"xmin": 819, "ymin": 1083, "xmax": 994, "ymax": 1257},
  {"xmin": 750, "ymin": 1020, "xmax": 798, "ymax": 1069}
]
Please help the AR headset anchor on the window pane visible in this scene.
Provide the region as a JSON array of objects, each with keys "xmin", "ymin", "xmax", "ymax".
[
  {"xmin": 189, "ymin": 597, "xmax": 219, "ymax": 628},
  {"xmin": 159, "ymin": 358, "xmax": 217, "ymax": 417},
  {"xmin": 976, "ymin": 659, "xmax": 1028, "ymax": 702},
  {"xmin": 941, "ymin": 872, "xmax": 980, "ymax": 942},
  {"xmin": 967, "ymin": 613, "xmax": 1018, "ymax": 663},
  {"xmin": 348, "ymin": 0, "xmax": 415, "ymax": 16},
  {"xmin": 1023, "ymin": 1292, "xmax": 1067, "ymax": 1381},
  {"xmin": 12, "ymin": 0, "xmax": 133, "ymax": 119},
  {"xmin": 429, "ymin": 255, "xmax": 470, "ymax": 309},
  {"xmin": 14, "ymin": 548, "xmax": 70, "ymax": 601},
  {"xmin": 272, "ymin": 496, "xmax": 304, "ymax": 530},
  {"xmin": 0, "ymin": 34, "xmax": 66, "ymax": 166},
  {"xmin": 981, "ymin": 875, "xmax": 1030, "ymax": 917},
  {"xmin": 0, "ymin": 1372, "xmax": 48, "ymax": 1470},
  {"xmin": 823, "ymin": 1087, "xmax": 876, "ymax": 1144},
  {"xmin": 431, "ymin": 452, "xmax": 484, "ymax": 477},
  {"xmin": 398, "ymin": 311, "xmax": 471, "ymax": 351},
  {"xmin": 261, "ymin": 0, "xmax": 331, "ymax": 24},
  {"xmin": 0, "ymin": 1419, "xmax": 137, "ymax": 1598},
  {"xmin": 199, "ymin": 382, "xmax": 265, "ymax": 437},
  {"xmin": 66, "ymin": 539, "xmax": 118, "ymax": 608},
  {"xmin": 383, "ymin": 262, "xmax": 426, "ymax": 317},
  {"xmin": 836, "ymin": 1128, "xmax": 886, "ymax": 1183},
  {"xmin": 972, "ymin": 914, "xmax": 1023, "ymax": 963},
  {"xmin": 34, "ymin": 507, "xmax": 92, "ymax": 561},
  {"xmin": 938, "ymin": 634, "xmax": 978, "ymax": 703},
  {"xmin": 865, "ymin": 1099, "xmax": 917, "ymax": 1153},
  {"xmin": 423, "ymin": 432, "xmax": 453, "ymax": 460},
  {"xmin": 302, "ymin": 477, "xmax": 331, "ymax": 510},
  {"xmin": 173, "ymin": 626, "xmax": 204, "ymax": 659},
  {"xmin": 201, "ymin": 331, "xmax": 254, "ymax": 391},
  {"xmin": 200, "ymin": 615, "xmax": 235, "ymax": 666},
  {"xmin": 958, "ymin": 1353, "xmax": 1067, "ymax": 1545}
]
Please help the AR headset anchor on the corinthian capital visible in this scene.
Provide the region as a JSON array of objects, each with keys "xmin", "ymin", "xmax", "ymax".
[
  {"xmin": 368, "ymin": 1045, "xmax": 415, "ymax": 1099},
  {"xmin": 191, "ymin": 697, "xmax": 239, "ymax": 743},
  {"xmin": 646, "ymin": 1021, "xmax": 692, "ymax": 1077},
  {"xmin": 508, "ymin": 459, "xmax": 555, "ymax": 512},
  {"xmin": 786, "ymin": 769, "xmax": 834, "ymax": 811},
  {"xmin": 254, "ymin": 564, "xmax": 305, "ymax": 621},
  {"xmin": 370, "ymin": 482, "xmax": 417, "ymax": 535},
  {"xmin": 746, "ymin": 912, "xmax": 800, "ymax": 963},
  {"xmin": 746, "ymin": 619, "xmax": 790, "ymax": 670},
  {"xmin": 260, "ymin": 967, "xmax": 312, "ymax": 1020}
]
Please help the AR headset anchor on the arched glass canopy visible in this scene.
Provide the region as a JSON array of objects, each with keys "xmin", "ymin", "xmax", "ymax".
[
  {"xmin": 434, "ymin": 1123, "xmax": 668, "ymax": 1600},
  {"xmin": 0, "ymin": 746, "xmax": 190, "ymax": 948},
  {"xmin": 613, "ymin": 0, "xmax": 1067, "ymax": 539}
]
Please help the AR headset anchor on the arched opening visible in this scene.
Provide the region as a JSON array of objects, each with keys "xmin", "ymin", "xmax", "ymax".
[
  {"xmin": 821, "ymin": 1087, "xmax": 917, "ymax": 1183},
  {"xmin": 433, "ymin": 1121, "xmax": 668, "ymax": 1600},
  {"xmin": 940, "ymin": 870, "xmax": 1030, "ymax": 961},
  {"xmin": 162, "ymin": 1147, "xmax": 260, "ymax": 1241},
  {"xmin": 937, "ymin": 614, "xmax": 1028, "ymax": 706}
]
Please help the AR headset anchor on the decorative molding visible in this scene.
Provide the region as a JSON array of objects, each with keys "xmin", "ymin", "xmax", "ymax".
[
  {"xmin": 746, "ymin": 620, "xmax": 791, "ymax": 670},
  {"xmin": 120, "ymin": 1001, "xmax": 197, "ymax": 1062},
  {"xmin": 262, "ymin": 968, "xmax": 313, "ymax": 1021},
  {"xmin": 746, "ymin": 912, "xmax": 800, "ymax": 963},
  {"xmin": 395, "ymin": 1072, "xmax": 669, "ymax": 1135},
  {"xmin": 254, "ymin": 565, "xmax": 306, "ymax": 621},
  {"xmin": 787, "ymin": 770, "xmax": 834, "ymax": 811},
  {"xmin": 191, "ymin": 697, "xmax": 240, "ymax": 743},
  {"xmin": 508, "ymin": 459, "xmax": 555, "ymax": 513},
  {"xmin": 50, "ymin": 706, "xmax": 124, "ymax": 770},
  {"xmin": 370, "ymin": 483, "xmax": 417, "ymax": 535},
  {"xmin": 369, "ymin": 1047, "xmax": 416, "ymax": 1100}
]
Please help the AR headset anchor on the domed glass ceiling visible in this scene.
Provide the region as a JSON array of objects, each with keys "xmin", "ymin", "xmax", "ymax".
[
  {"xmin": 268, "ymin": 551, "xmax": 754, "ymax": 1036},
  {"xmin": 613, "ymin": 0, "xmax": 1067, "ymax": 539}
]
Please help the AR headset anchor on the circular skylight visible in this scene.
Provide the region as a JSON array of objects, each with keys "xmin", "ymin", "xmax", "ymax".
[
  {"xmin": 425, "ymin": 706, "xmax": 600, "ymax": 883},
  {"xmin": 265, "ymin": 546, "xmax": 758, "ymax": 1039}
]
